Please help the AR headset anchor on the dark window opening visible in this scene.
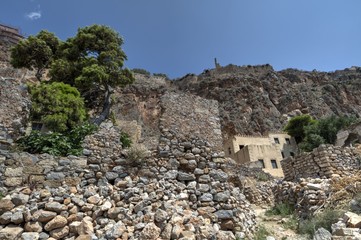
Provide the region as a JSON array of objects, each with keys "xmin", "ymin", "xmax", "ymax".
[
  {"xmin": 281, "ymin": 151, "xmax": 285, "ymax": 158},
  {"xmin": 290, "ymin": 152, "xmax": 295, "ymax": 157},
  {"xmin": 274, "ymin": 138, "xmax": 280, "ymax": 144},
  {"xmin": 228, "ymin": 147, "xmax": 232, "ymax": 155},
  {"xmin": 285, "ymin": 138, "xmax": 291, "ymax": 144},
  {"xmin": 239, "ymin": 145, "xmax": 244, "ymax": 150},
  {"xmin": 32, "ymin": 122, "xmax": 43, "ymax": 131},
  {"xmin": 271, "ymin": 159, "xmax": 278, "ymax": 169},
  {"xmin": 258, "ymin": 159, "xmax": 265, "ymax": 168}
]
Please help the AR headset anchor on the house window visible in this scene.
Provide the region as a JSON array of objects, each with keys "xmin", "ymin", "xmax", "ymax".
[
  {"xmin": 32, "ymin": 122, "xmax": 43, "ymax": 131},
  {"xmin": 274, "ymin": 138, "xmax": 280, "ymax": 144},
  {"xmin": 281, "ymin": 151, "xmax": 285, "ymax": 158},
  {"xmin": 258, "ymin": 159, "xmax": 265, "ymax": 168},
  {"xmin": 290, "ymin": 152, "xmax": 295, "ymax": 157},
  {"xmin": 271, "ymin": 159, "xmax": 278, "ymax": 169},
  {"xmin": 285, "ymin": 138, "xmax": 291, "ymax": 144},
  {"xmin": 228, "ymin": 147, "xmax": 232, "ymax": 155},
  {"xmin": 239, "ymin": 145, "xmax": 244, "ymax": 150}
]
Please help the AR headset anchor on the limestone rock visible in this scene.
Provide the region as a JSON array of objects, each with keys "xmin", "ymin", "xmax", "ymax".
[
  {"xmin": 105, "ymin": 221, "xmax": 126, "ymax": 239},
  {"xmin": 45, "ymin": 202, "xmax": 67, "ymax": 213},
  {"xmin": 140, "ymin": 223, "xmax": 161, "ymax": 240},
  {"xmin": 33, "ymin": 210, "xmax": 57, "ymax": 222},
  {"xmin": 11, "ymin": 210, "xmax": 23, "ymax": 224},
  {"xmin": 155, "ymin": 209, "xmax": 168, "ymax": 222},
  {"xmin": 24, "ymin": 221, "xmax": 43, "ymax": 232},
  {"xmin": 313, "ymin": 227, "xmax": 331, "ymax": 240},
  {"xmin": 0, "ymin": 199, "xmax": 14, "ymax": 214},
  {"xmin": 0, "ymin": 211, "xmax": 12, "ymax": 225},
  {"xmin": 11, "ymin": 193, "xmax": 29, "ymax": 206},
  {"xmin": 0, "ymin": 226, "xmax": 23, "ymax": 239},
  {"xmin": 344, "ymin": 211, "xmax": 361, "ymax": 228},
  {"xmin": 44, "ymin": 215, "xmax": 68, "ymax": 232},
  {"xmin": 50, "ymin": 226, "xmax": 69, "ymax": 239},
  {"xmin": 21, "ymin": 232, "xmax": 40, "ymax": 240}
]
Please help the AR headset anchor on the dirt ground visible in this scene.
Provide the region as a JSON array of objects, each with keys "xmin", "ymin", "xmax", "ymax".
[{"xmin": 253, "ymin": 205, "xmax": 310, "ymax": 240}]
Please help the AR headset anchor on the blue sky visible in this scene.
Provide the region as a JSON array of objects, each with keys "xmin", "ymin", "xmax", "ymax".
[{"xmin": 2, "ymin": 1, "xmax": 361, "ymax": 78}]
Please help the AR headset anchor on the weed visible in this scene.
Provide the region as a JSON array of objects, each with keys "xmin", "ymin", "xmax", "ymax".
[
  {"xmin": 255, "ymin": 172, "xmax": 270, "ymax": 181},
  {"xmin": 282, "ymin": 214, "xmax": 298, "ymax": 231},
  {"xmin": 265, "ymin": 202, "xmax": 294, "ymax": 217},
  {"xmin": 126, "ymin": 144, "xmax": 149, "ymax": 167},
  {"xmin": 298, "ymin": 208, "xmax": 343, "ymax": 238},
  {"xmin": 120, "ymin": 132, "xmax": 132, "ymax": 148},
  {"xmin": 17, "ymin": 122, "xmax": 97, "ymax": 156},
  {"xmin": 254, "ymin": 225, "xmax": 273, "ymax": 240}
]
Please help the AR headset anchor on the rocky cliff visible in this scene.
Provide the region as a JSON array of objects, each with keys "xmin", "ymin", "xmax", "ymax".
[{"xmin": 173, "ymin": 64, "xmax": 361, "ymax": 138}]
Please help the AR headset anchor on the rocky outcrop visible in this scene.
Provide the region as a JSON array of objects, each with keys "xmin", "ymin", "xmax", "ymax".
[
  {"xmin": 336, "ymin": 122, "xmax": 361, "ymax": 147},
  {"xmin": 174, "ymin": 64, "xmax": 361, "ymax": 138},
  {"xmin": 112, "ymin": 73, "xmax": 172, "ymax": 150}
]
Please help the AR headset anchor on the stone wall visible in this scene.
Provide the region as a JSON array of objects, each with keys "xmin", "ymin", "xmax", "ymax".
[
  {"xmin": 273, "ymin": 178, "xmax": 330, "ymax": 218},
  {"xmin": 282, "ymin": 145, "xmax": 361, "ymax": 181},
  {"xmin": 0, "ymin": 77, "xmax": 30, "ymax": 149},
  {"xmin": 0, "ymin": 92, "xmax": 257, "ymax": 239},
  {"xmin": 159, "ymin": 92, "xmax": 223, "ymax": 151}
]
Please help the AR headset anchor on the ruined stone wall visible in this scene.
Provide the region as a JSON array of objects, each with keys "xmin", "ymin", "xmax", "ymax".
[
  {"xmin": 0, "ymin": 24, "xmax": 23, "ymax": 45},
  {"xmin": 0, "ymin": 93, "xmax": 257, "ymax": 239},
  {"xmin": 159, "ymin": 92, "xmax": 223, "ymax": 152},
  {"xmin": 282, "ymin": 145, "xmax": 361, "ymax": 181},
  {"xmin": 0, "ymin": 77, "xmax": 30, "ymax": 149}
]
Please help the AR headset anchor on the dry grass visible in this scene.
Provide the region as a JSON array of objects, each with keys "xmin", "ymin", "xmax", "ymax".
[{"xmin": 328, "ymin": 173, "xmax": 361, "ymax": 209}]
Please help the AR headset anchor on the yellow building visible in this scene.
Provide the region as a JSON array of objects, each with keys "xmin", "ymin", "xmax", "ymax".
[{"xmin": 224, "ymin": 133, "xmax": 297, "ymax": 177}]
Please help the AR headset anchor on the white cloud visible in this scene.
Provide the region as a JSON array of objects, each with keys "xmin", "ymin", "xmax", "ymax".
[
  {"xmin": 26, "ymin": 11, "xmax": 41, "ymax": 20},
  {"xmin": 26, "ymin": 5, "xmax": 41, "ymax": 20}
]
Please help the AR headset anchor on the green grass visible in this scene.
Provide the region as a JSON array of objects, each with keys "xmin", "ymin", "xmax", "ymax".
[
  {"xmin": 298, "ymin": 209, "xmax": 343, "ymax": 238},
  {"xmin": 282, "ymin": 214, "xmax": 298, "ymax": 231},
  {"xmin": 255, "ymin": 172, "xmax": 270, "ymax": 181},
  {"xmin": 265, "ymin": 202, "xmax": 294, "ymax": 217},
  {"xmin": 254, "ymin": 225, "xmax": 273, "ymax": 240}
]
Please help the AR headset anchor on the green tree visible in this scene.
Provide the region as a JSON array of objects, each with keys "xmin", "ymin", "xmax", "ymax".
[
  {"xmin": 283, "ymin": 115, "xmax": 316, "ymax": 143},
  {"xmin": 11, "ymin": 30, "xmax": 60, "ymax": 81},
  {"xmin": 285, "ymin": 115, "xmax": 358, "ymax": 152},
  {"xmin": 318, "ymin": 115, "xmax": 357, "ymax": 144},
  {"xmin": 30, "ymin": 82, "xmax": 87, "ymax": 132},
  {"xmin": 50, "ymin": 25, "xmax": 135, "ymax": 124}
]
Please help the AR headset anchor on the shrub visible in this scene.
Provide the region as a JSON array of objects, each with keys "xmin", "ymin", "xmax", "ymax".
[
  {"xmin": 265, "ymin": 202, "xmax": 294, "ymax": 217},
  {"xmin": 283, "ymin": 115, "xmax": 315, "ymax": 143},
  {"xmin": 29, "ymin": 82, "xmax": 87, "ymax": 133},
  {"xmin": 282, "ymin": 214, "xmax": 298, "ymax": 231},
  {"xmin": 284, "ymin": 115, "xmax": 358, "ymax": 152},
  {"xmin": 132, "ymin": 68, "xmax": 151, "ymax": 76},
  {"xmin": 298, "ymin": 209, "xmax": 343, "ymax": 238},
  {"xmin": 153, "ymin": 73, "xmax": 169, "ymax": 79},
  {"xmin": 255, "ymin": 172, "xmax": 270, "ymax": 181},
  {"xmin": 126, "ymin": 144, "xmax": 149, "ymax": 166},
  {"xmin": 120, "ymin": 132, "xmax": 132, "ymax": 148},
  {"xmin": 17, "ymin": 122, "xmax": 96, "ymax": 156}
]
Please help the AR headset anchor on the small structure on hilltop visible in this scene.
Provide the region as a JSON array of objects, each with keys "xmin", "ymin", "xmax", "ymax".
[
  {"xmin": 224, "ymin": 133, "xmax": 298, "ymax": 177},
  {"xmin": 0, "ymin": 23, "xmax": 23, "ymax": 45}
]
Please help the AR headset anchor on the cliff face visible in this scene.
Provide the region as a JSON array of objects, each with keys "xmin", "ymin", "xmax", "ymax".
[
  {"xmin": 2, "ymin": 33, "xmax": 361, "ymax": 144},
  {"xmin": 173, "ymin": 64, "xmax": 361, "ymax": 138}
]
